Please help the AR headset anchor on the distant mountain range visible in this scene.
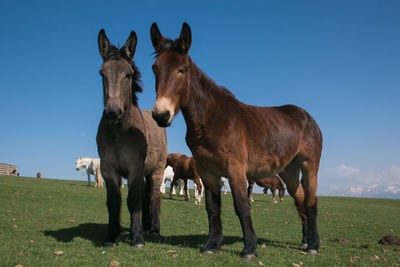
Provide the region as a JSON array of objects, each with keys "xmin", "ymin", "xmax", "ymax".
[{"xmin": 323, "ymin": 184, "xmax": 400, "ymax": 199}]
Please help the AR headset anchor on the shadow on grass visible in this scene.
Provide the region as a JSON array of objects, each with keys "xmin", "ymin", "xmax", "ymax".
[
  {"xmin": 43, "ymin": 223, "xmax": 126, "ymax": 247},
  {"xmin": 43, "ymin": 223, "xmax": 304, "ymax": 253}
]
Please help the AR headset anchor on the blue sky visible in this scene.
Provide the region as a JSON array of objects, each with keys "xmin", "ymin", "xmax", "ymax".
[{"xmin": 0, "ymin": 0, "xmax": 399, "ymax": 195}]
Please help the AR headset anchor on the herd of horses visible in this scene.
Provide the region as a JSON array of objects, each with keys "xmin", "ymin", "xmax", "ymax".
[{"xmin": 85, "ymin": 22, "xmax": 322, "ymax": 260}]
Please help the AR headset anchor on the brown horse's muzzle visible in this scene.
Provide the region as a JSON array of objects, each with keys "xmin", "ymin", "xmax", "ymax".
[
  {"xmin": 152, "ymin": 110, "xmax": 171, "ymax": 127},
  {"xmin": 152, "ymin": 97, "xmax": 175, "ymax": 127}
]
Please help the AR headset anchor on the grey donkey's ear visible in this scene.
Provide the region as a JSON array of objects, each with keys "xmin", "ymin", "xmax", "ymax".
[
  {"xmin": 123, "ymin": 30, "xmax": 137, "ymax": 61},
  {"xmin": 150, "ymin": 22, "xmax": 165, "ymax": 52},
  {"xmin": 98, "ymin": 29, "xmax": 111, "ymax": 60},
  {"xmin": 178, "ymin": 22, "xmax": 191, "ymax": 54}
]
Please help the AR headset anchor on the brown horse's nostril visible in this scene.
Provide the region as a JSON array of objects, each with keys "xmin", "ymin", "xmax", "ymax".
[{"xmin": 152, "ymin": 110, "xmax": 170, "ymax": 127}]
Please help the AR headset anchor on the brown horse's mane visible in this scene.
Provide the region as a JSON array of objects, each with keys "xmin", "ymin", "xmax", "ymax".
[
  {"xmin": 104, "ymin": 45, "xmax": 143, "ymax": 105},
  {"xmin": 154, "ymin": 38, "xmax": 236, "ymax": 100}
]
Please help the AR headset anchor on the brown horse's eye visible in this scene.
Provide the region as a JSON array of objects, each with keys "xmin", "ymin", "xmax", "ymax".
[{"xmin": 178, "ymin": 68, "xmax": 186, "ymax": 74}]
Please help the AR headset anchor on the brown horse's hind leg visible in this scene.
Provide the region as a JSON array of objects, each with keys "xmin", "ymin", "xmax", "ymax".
[
  {"xmin": 300, "ymin": 160, "xmax": 319, "ymax": 254},
  {"xmin": 278, "ymin": 160, "xmax": 309, "ymax": 249},
  {"xmin": 229, "ymin": 168, "xmax": 257, "ymax": 259},
  {"xmin": 247, "ymin": 180, "xmax": 255, "ymax": 202},
  {"xmin": 198, "ymin": 170, "xmax": 223, "ymax": 254},
  {"xmin": 102, "ymin": 165, "xmax": 123, "ymax": 247}
]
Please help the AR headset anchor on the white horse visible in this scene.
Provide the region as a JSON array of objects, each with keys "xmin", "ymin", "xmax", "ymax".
[
  {"xmin": 220, "ymin": 177, "xmax": 229, "ymax": 195},
  {"xmin": 160, "ymin": 165, "xmax": 185, "ymax": 195},
  {"xmin": 75, "ymin": 157, "xmax": 103, "ymax": 188},
  {"xmin": 192, "ymin": 177, "xmax": 228, "ymax": 204}
]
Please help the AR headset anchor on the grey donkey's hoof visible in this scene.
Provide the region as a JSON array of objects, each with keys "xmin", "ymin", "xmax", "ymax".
[
  {"xmin": 201, "ymin": 249, "xmax": 217, "ymax": 255},
  {"xmin": 241, "ymin": 253, "xmax": 257, "ymax": 261},
  {"xmin": 134, "ymin": 243, "xmax": 145, "ymax": 249},
  {"xmin": 307, "ymin": 249, "xmax": 318, "ymax": 255}
]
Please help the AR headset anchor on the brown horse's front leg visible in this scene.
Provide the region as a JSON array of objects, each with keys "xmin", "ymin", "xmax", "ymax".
[
  {"xmin": 102, "ymin": 165, "xmax": 122, "ymax": 247},
  {"xmin": 184, "ymin": 179, "xmax": 189, "ymax": 201},
  {"xmin": 127, "ymin": 167, "xmax": 145, "ymax": 248},
  {"xmin": 199, "ymin": 170, "xmax": 223, "ymax": 254},
  {"xmin": 247, "ymin": 180, "xmax": 255, "ymax": 202},
  {"xmin": 193, "ymin": 177, "xmax": 203, "ymax": 205},
  {"xmin": 169, "ymin": 174, "xmax": 179, "ymax": 199},
  {"xmin": 229, "ymin": 169, "xmax": 257, "ymax": 260},
  {"xmin": 271, "ymin": 186, "xmax": 278, "ymax": 203}
]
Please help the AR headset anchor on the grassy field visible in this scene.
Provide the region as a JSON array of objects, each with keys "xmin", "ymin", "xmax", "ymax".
[{"xmin": 0, "ymin": 175, "xmax": 399, "ymax": 266}]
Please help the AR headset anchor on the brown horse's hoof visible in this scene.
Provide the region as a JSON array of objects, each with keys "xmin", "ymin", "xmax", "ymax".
[
  {"xmin": 241, "ymin": 253, "xmax": 257, "ymax": 261},
  {"xmin": 307, "ymin": 249, "xmax": 318, "ymax": 255}
]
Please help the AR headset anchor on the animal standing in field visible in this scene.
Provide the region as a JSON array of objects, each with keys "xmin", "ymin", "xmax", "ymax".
[
  {"xmin": 96, "ymin": 29, "xmax": 168, "ymax": 247},
  {"xmin": 160, "ymin": 165, "xmax": 185, "ymax": 195},
  {"xmin": 150, "ymin": 23, "xmax": 323, "ymax": 259},
  {"xmin": 247, "ymin": 176, "xmax": 286, "ymax": 203},
  {"xmin": 220, "ymin": 177, "xmax": 229, "ymax": 195},
  {"xmin": 36, "ymin": 172, "xmax": 41, "ymax": 178},
  {"xmin": 75, "ymin": 157, "xmax": 103, "ymax": 188},
  {"xmin": 166, "ymin": 153, "xmax": 203, "ymax": 205}
]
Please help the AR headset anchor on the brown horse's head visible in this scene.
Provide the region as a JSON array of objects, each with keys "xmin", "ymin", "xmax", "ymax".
[
  {"xmin": 150, "ymin": 22, "xmax": 192, "ymax": 127},
  {"xmin": 98, "ymin": 29, "xmax": 142, "ymax": 124}
]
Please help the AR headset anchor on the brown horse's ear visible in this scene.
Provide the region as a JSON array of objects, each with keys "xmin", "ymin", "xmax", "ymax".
[
  {"xmin": 122, "ymin": 30, "xmax": 137, "ymax": 61},
  {"xmin": 98, "ymin": 29, "xmax": 111, "ymax": 60},
  {"xmin": 179, "ymin": 22, "xmax": 191, "ymax": 54},
  {"xmin": 150, "ymin": 22, "xmax": 165, "ymax": 52}
]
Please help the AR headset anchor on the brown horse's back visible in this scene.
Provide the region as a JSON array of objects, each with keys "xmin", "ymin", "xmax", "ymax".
[{"xmin": 240, "ymin": 104, "xmax": 322, "ymax": 179}]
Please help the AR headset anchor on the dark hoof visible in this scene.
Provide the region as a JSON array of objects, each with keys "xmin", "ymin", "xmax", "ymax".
[
  {"xmin": 241, "ymin": 253, "xmax": 257, "ymax": 261},
  {"xmin": 307, "ymin": 249, "xmax": 318, "ymax": 255},
  {"xmin": 150, "ymin": 231, "xmax": 160, "ymax": 237},
  {"xmin": 103, "ymin": 234, "xmax": 121, "ymax": 247},
  {"xmin": 103, "ymin": 241, "xmax": 117, "ymax": 247},
  {"xmin": 201, "ymin": 249, "xmax": 217, "ymax": 255}
]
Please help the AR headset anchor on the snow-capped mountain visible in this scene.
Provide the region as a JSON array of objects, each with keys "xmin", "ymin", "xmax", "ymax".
[{"xmin": 325, "ymin": 184, "xmax": 400, "ymax": 199}]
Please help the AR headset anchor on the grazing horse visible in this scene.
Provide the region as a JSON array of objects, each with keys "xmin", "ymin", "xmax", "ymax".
[
  {"xmin": 247, "ymin": 176, "xmax": 286, "ymax": 203},
  {"xmin": 160, "ymin": 165, "xmax": 185, "ymax": 195},
  {"xmin": 150, "ymin": 23, "xmax": 323, "ymax": 259},
  {"xmin": 167, "ymin": 153, "xmax": 203, "ymax": 205},
  {"xmin": 75, "ymin": 157, "xmax": 103, "ymax": 188},
  {"xmin": 96, "ymin": 29, "xmax": 168, "ymax": 247}
]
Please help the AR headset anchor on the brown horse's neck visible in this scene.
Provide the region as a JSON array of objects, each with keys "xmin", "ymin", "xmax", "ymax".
[{"xmin": 181, "ymin": 61, "xmax": 238, "ymax": 137}]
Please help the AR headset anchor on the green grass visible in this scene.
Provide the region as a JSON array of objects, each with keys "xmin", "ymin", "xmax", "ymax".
[{"xmin": 0, "ymin": 175, "xmax": 399, "ymax": 266}]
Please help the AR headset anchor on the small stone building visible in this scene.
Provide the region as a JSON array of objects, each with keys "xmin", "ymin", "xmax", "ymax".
[{"xmin": 0, "ymin": 163, "xmax": 18, "ymax": 176}]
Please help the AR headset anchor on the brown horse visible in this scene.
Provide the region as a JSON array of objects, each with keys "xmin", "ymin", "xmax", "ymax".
[
  {"xmin": 247, "ymin": 176, "xmax": 285, "ymax": 203},
  {"xmin": 167, "ymin": 153, "xmax": 203, "ymax": 204},
  {"xmin": 150, "ymin": 23, "xmax": 323, "ymax": 259},
  {"xmin": 96, "ymin": 29, "xmax": 167, "ymax": 247}
]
